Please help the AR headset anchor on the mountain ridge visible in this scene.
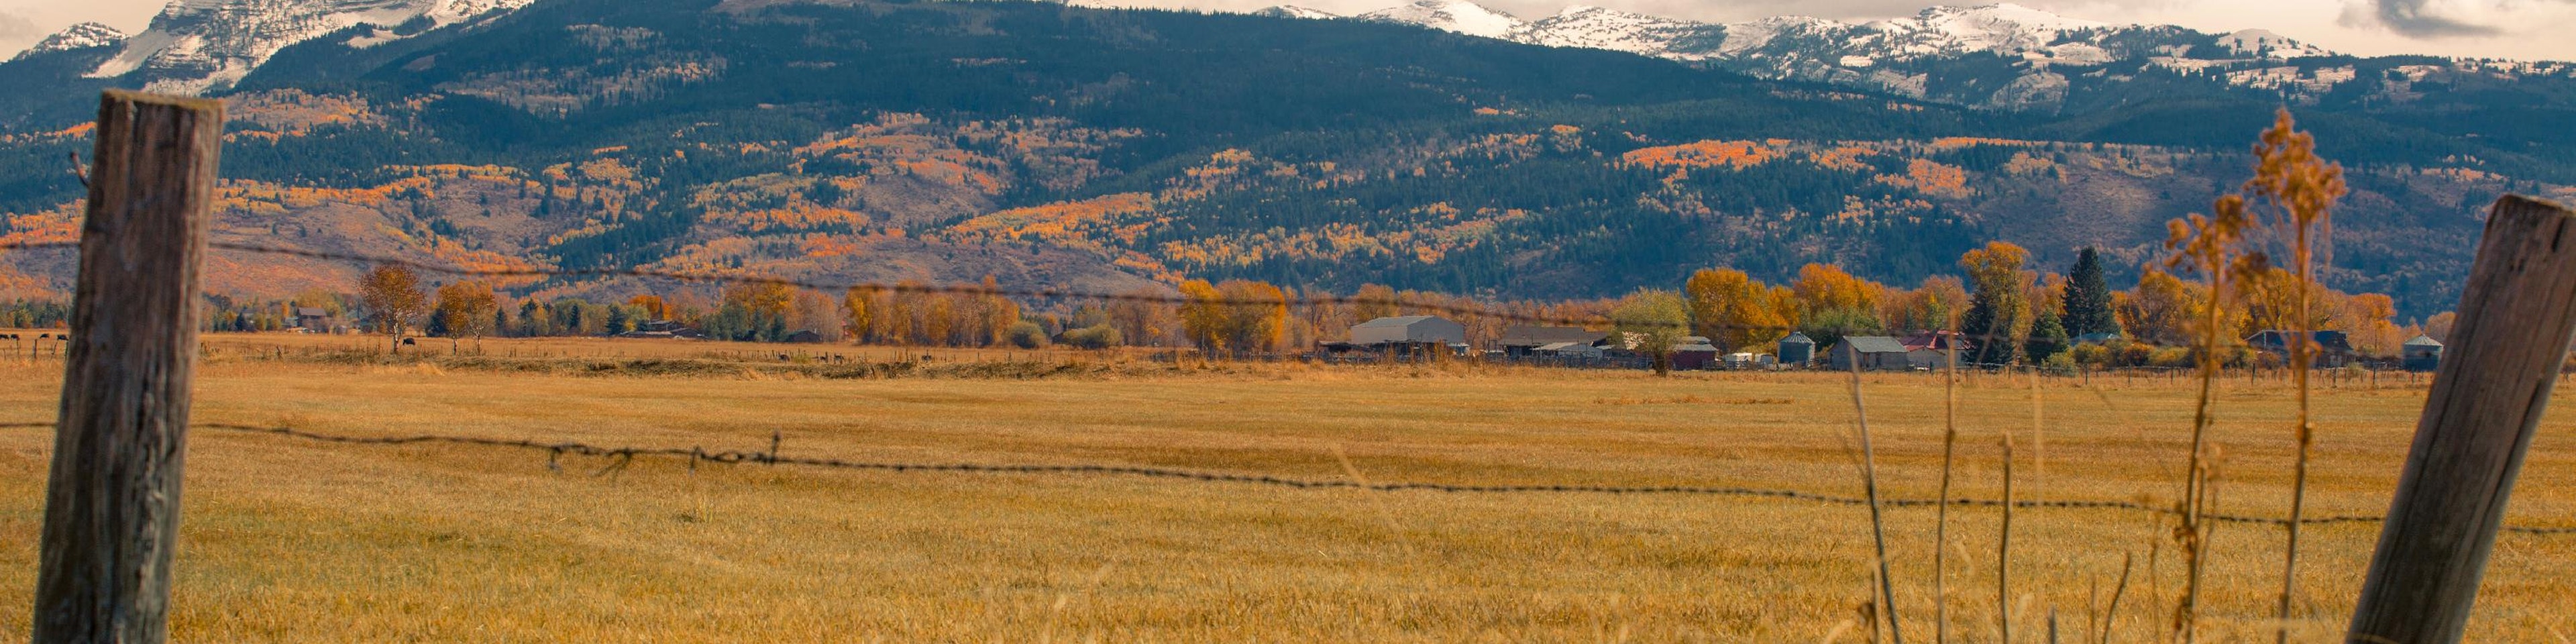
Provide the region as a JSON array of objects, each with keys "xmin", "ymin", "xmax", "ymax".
[{"xmin": 1, "ymin": 0, "xmax": 2567, "ymax": 320}]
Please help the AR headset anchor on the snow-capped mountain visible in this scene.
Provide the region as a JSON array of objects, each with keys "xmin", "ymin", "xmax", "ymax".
[
  {"xmin": 81, "ymin": 0, "xmax": 536, "ymax": 95},
  {"xmin": 1330, "ymin": 1, "xmax": 2438, "ymax": 111},
  {"xmin": 10, "ymin": 0, "xmax": 2569, "ymax": 116},
  {"xmin": 1358, "ymin": 0, "xmax": 1525, "ymax": 40},
  {"xmin": 1254, "ymin": 5, "xmax": 1340, "ymax": 20},
  {"xmin": 2216, "ymin": 29, "xmax": 2333, "ymax": 59},
  {"xmin": 1509, "ymin": 5, "xmax": 1715, "ymax": 58},
  {"xmin": 12, "ymin": 23, "xmax": 130, "ymax": 62}
]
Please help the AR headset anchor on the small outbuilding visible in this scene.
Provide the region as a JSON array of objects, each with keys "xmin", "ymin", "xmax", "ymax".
[
  {"xmin": 290, "ymin": 307, "xmax": 336, "ymax": 333},
  {"xmin": 1829, "ymin": 336, "xmax": 1911, "ymax": 372},
  {"xmin": 2402, "ymin": 335, "xmax": 2444, "ymax": 372},
  {"xmin": 1777, "ymin": 332, "xmax": 1816, "ymax": 366},
  {"xmin": 1670, "ymin": 341, "xmax": 1722, "ymax": 371},
  {"xmin": 1499, "ymin": 325, "xmax": 1609, "ymax": 356}
]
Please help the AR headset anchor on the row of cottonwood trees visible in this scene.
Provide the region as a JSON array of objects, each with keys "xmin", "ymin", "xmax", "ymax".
[{"xmin": 297, "ymin": 246, "xmax": 2432, "ymax": 364}]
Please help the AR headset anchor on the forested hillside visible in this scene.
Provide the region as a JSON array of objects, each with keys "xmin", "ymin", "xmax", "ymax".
[{"xmin": 1, "ymin": 0, "xmax": 2563, "ymax": 318}]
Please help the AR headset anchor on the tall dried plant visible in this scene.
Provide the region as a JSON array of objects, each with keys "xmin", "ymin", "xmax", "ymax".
[
  {"xmin": 2164, "ymin": 190, "xmax": 2255, "ymax": 643},
  {"xmin": 2242, "ymin": 108, "xmax": 2347, "ymax": 642},
  {"xmin": 1848, "ymin": 360, "xmax": 1907, "ymax": 644}
]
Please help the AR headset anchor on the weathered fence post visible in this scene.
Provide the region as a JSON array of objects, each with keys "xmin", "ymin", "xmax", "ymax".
[
  {"xmin": 32, "ymin": 91, "xmax": 222, "ymax": 643},
  {"xmin": 2347, "ymin": 195, "xmax": 2576, "ymax": 643}
]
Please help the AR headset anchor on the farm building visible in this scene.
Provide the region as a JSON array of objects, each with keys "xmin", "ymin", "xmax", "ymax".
[
  {"xmin": 1777, "ymin": 332, "xmax": 1815, "ymax": 366},
  {"xmin": 1671, "ymin": 341, "xmax": 1721, "ymax": 370},
  {"xmin": 2402, "ymin": 335, "xmax": 2444, "ymax": 372},
  {"xmin": 1352, "ymin": 316, "xmax": 1467, "ymax": 345},
  {"xmin": 2246, "ymin": 330, "xmax": 2356, "ymax": 368},
  {"xmin": 1531, "ymin": 341, "xmax": 1605, "ymax": 359},
  {"xmin": 1829, "ymin": 336, "xmax": 1911, "ymax": 372},
  {"xmin": 1499, "ymin": 325, "xmax": 1608, "ymax": 356},
  {"xmin": 1348, "ymin": 315, "xmax": 1468, "ymax": 357},
  {"xmin": 289, "ymin": 307, "xmax": 337, "ymax": 333},
  {"xmin": 616, "ymin": 319, "xmax": 708, "ymax": 339},
  {"xmin": 1900, "ymin": 331, "xmax": 1972, "ymax": 369}
]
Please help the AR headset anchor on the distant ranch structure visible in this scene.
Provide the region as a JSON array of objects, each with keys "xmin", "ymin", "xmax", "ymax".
[
  {"xmin": 1350, "ymin": 315, "xmax": 1468, "ymax": 347},
  {"xmin": 1829, "ymin": 336, "xmax": 1911, "ymax": 372}
]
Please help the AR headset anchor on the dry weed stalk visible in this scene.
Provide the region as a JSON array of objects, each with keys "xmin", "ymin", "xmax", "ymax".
[
  {"xmin": 2243, "ymin": 108, "xmax": 2346, "ymax": 643},
  {"xmin": 1847, "ymin": 360, "xmax": 1907, "ymax": 644},
  {"xmin": 2100, "ymin": 553, "xmax": 2133, "ymax": 644},
  {"xmin": 2163, "ymin": 182, "xmax": 2255, "ymax": 644}
]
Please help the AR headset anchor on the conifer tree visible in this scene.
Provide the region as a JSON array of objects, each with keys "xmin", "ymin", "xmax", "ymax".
[
  {"xmin": 2025, "ymin": 307, "xmax": 2070, "ymax": 363},
  {"xmin": 2062, "ymin": 247, "xmax": 2121, "ymax": 337}
]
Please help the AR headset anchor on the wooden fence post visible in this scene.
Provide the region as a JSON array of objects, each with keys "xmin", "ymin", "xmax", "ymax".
[
  {"xmin": 2347, "ymin": 195, "xmax": 2576, "ymax": 644},
  {"xmin": 31, "ymin": 91, "xmax": 222, "ymax": 643}
]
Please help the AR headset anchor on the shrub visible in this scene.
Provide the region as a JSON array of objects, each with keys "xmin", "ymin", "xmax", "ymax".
[
  {"xmin": 1006, "ymin": 321, "xmax": 1049, "ymax": 349},
  {"xmin": 2070, "ymin": 343, "xmax": 2112, "ymax": 366},
  {"xmin": 1061, "ymin": 323, "xmax": 1123, "ymax": 350},
  {"xmin": 2147, "ymin": 346, "xmax": 2194, "ymax": 368}
]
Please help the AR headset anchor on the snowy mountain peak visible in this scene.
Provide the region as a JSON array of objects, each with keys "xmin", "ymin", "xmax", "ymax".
[
  {"xmin": 1860, "ymin": 3, "xmax": 2116, "ymax": 58},
  {"xmin": 2217, "ymin": 28, "xmax": 2336, "ymax": 59},
  {"xmin": 1515, "ymin": 4, "xmax": 1710, "ymax": 56},
  {"xmin": 1914, "ymin": 3, "xmax": 2108, "ymax": 31},
  {"xmin": 13, "ymin": 23, "xmax": 129, "ymax": 61},
  {"xmin": 1254, "ymin": 5, "xmax": 1340, "ymax": 19},
  {"xmin": 87, "ymin": 0, "xmax": 537, "ymax": 95},
  {"xmin": 1359, "ymin": 0, "xmax": 1527, "ymax": 39}
]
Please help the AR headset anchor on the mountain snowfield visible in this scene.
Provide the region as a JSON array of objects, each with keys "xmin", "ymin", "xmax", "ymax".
[
  {"xmin": 12, "ymin": 0, "xmax": 2576, "ymax": 110},
  {"xmin": 36, "ymin": 0, "xmax": 535, "ymax": 95},
  {"xmin": 1252, "ymin": 0, "xmax": 2576, "ymax": 111},
  {"xmin": 1303, "ymin": 0, "xmax": 2277, "ymax": 61}
]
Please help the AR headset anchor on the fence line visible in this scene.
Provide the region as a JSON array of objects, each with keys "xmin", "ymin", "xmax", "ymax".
[{"xmin": 0, "ymin": 420, "xmax": 2563, "ymax": 535}]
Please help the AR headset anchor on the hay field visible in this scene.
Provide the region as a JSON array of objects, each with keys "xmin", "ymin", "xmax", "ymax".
[{"xmin": 0, "ymin": 332, "xmax": 2571, "ymax": 642}]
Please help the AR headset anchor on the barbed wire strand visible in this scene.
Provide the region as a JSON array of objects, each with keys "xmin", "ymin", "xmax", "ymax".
[{"xmin": 0, "ymin": 421, "xmax": 2562, "ymax": 535}]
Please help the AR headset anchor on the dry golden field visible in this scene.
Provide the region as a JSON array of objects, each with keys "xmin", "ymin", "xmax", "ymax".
[{"xmin": 1, "ymin": 331, "xmax": 2572, "ymax": 642}]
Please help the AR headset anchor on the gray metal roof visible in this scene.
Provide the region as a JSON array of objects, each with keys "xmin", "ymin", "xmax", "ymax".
[
  {"xmin": 1839, "ymin": 336, "xmax": 1908, "ymax": 354},
  {"xmin": 1354, "ymin": 315, "xmax": 1442, "ymax": 327},
  {"xmin": 2404, "ymin": 335, "xmax": 2445, "ymax": 347},
  {"xmin": 1500, "ymin": 325, "xmax": 1608, "ymax": 345},
  {"xmin": 1780, "ymin": 331, "xmax": 1815, "ymax": 345}
]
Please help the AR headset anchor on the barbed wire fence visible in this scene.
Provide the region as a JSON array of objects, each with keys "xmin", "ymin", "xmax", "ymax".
[{"xmin": 0, "ymin": 420, "xmax": 2564, "ymax": 535}]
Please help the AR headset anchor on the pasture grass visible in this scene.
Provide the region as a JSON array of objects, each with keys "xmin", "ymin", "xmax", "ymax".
[{"xmin": 0, "ymin": 332, "xmax": 2570, "ymax": 641}]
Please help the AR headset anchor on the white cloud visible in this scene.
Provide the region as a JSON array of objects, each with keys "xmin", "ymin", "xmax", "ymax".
[
  {"xmin": 0, "ymin": 9, "xmax": 44, "ymax": 57},
  {"xmin": 0, "ymin": 0, "xmax": 160, "ymax": 57}
]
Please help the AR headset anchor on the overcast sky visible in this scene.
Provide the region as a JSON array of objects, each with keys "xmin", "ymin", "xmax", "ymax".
[{"xmin": 6, "ymin": 0, "xmax": 2576, "ymax": 61}]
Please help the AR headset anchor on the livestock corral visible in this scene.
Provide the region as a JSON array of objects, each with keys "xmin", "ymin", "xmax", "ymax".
[{"xmin": 1, "ymin": 331, "xmax": 2573, "ymax": 641}]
